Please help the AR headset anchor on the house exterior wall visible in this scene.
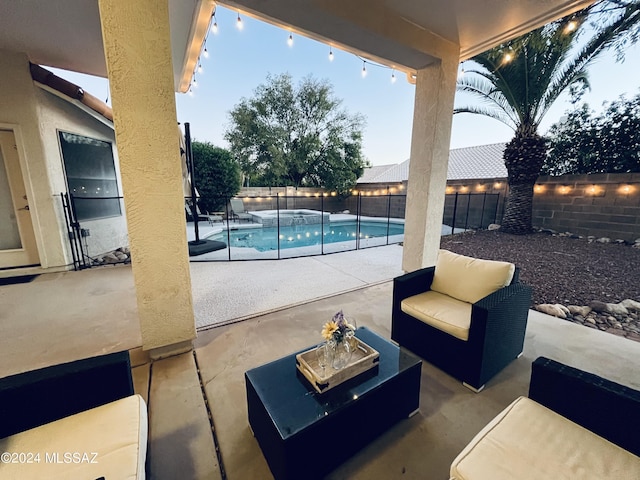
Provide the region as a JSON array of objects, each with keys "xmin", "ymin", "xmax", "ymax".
[
  {"xmin": 0, "ymin": 50, "xmax": 127, "ymax": 273},
  {"xmin": 34, "ymin": 87, "xmax": 127, "ymax": 257},
  {"xmin": 0, "ymin": 50, "xmax": 66, "ymax": 269}
]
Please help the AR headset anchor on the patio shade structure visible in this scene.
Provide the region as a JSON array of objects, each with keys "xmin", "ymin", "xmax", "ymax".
[{"xmin": 0, "ymin": 0, "xmax": 597, "ymax": 356}]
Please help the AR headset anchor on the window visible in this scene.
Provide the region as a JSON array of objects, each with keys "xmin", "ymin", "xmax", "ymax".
[{"xmin": 59, "ymin": 132, "xmax": 121, "ymax": 221}]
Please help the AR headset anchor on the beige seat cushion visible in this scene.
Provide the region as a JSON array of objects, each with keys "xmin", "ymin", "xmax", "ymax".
[
  {"xmin": 401, "ymin": 290, "xmax": 472, "ymax": 341},
  {"xmin": 450, "ymin": 396, "xmax": 640, "ymax": 480},
  {"xmin": 0, "ymin": 394, "xmax": 147, "ymax": 479},
  {"xmin": 431, "ymin": 250, "xmax": 515, "ymax": 304}
]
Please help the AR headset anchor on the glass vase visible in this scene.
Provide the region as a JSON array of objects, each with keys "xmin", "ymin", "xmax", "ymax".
[{"xmin": 330, "ymin": 339, "xmax": 352, "ymax": 370}]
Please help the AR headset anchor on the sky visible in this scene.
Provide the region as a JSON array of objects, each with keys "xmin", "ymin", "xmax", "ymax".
[{"xmin": 50, "ymin": 5, "xmax": 640, "ymax": 167}]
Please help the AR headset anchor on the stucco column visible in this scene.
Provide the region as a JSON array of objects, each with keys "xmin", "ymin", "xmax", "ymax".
[
  {"xmin": 98, "ymin": 0, "xmax": 195, "ymax": 356},
  {"xmin": 403, "ymin": 53, "xmax": 459, "ymax": 272}
]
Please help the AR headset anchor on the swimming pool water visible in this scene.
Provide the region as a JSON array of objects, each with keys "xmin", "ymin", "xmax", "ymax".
[{"xmin": 211, "ymin": 221, "xmax": 404, "ymax": 252}]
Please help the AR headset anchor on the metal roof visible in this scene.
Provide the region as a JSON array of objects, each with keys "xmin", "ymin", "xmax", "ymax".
[{"xmin": 357, "ymin": 142, "xmax": 508, "ymax": 184}]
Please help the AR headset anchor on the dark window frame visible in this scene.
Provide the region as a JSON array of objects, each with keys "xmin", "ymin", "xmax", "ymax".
[{"xmin": 58, "ymin": 131, "xmax": 122, "ymax": 221}]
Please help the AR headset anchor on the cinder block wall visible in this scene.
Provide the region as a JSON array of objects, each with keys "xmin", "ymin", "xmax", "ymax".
[{"xmin": 532, "ymin": 173, "xmax": 640, "ymax": 241}]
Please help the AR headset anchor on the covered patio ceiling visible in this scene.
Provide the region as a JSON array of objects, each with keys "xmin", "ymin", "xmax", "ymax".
[
  {"xmin": 0, "ymin": 0, "xmax": 596, "ymax": 90},
  {"xmin": 216, "ymin": 0, "xmax": 596, "ymax": 74}
]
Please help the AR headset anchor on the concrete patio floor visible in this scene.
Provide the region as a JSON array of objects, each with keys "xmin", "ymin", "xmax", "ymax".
[{"xmin": 1, "ymin": 249, "xmax": 640, "ymax": 479}]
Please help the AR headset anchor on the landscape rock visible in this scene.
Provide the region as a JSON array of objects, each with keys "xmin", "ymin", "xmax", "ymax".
[
  {"xmin": 102, "ymin": 253, "xmax": 120, "ymax": 264},
  {"xmin": 620, "ymin": 299, "xmax": 640, "ymax": 312},
  {"xmin": 596, "ymin": 237, "xmax": 611, "ymax": 244},
  {"xmin": 536, "ymin": 303, "xmax": 569, "ymax": 318},
  {"xmin": 115, "ymin": 252, "xmax": 128, "ymax": 261},
  {"xmin": 589, "ymin": 301, "xmax": 629, "ymax": 315},
  {"xmin": 487, "ymin": 224, "xmax": 501, "ymax": 231},
  {"xmin": 568, "ymin": 305, "xmax": 591, "ymax": 316}
]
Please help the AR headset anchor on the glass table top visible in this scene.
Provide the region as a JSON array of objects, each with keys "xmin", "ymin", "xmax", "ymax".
[{"xmin": 245, "ymin": 327, "xmax": 421, "ymax": 440}]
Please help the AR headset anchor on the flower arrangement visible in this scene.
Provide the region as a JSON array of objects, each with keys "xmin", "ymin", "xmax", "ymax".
[{"xmin": 321, "ymin": 310, "xmax": 356, "ymax": 344}]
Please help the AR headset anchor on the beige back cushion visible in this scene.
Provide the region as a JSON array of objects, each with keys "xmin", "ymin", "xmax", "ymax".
[{"xmin": 431, "ymin": 249, "xmax": 515, "ymax": 303}]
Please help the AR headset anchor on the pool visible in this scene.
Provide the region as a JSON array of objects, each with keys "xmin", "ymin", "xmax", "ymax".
[{"xmin": 209, "ymin": 220, "xmax": 404, "ymax": 252}]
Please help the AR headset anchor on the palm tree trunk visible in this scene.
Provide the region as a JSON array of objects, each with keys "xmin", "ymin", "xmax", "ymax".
[
  {"xmin": 500, "ymin": 131, "xmax": 547, "ymax": 235},
  {"xmin": 501, "ymin": 183, "xmax": 536, "ymax": 234}
]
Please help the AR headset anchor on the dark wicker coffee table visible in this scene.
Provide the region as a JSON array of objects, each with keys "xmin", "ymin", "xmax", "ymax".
[{"xmin": 245, "ymin": 327, "xmax": 422, "ymax": 480}]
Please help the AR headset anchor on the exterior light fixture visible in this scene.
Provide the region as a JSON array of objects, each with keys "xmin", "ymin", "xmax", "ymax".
[
  {"xmin": 445, "ymin": 186, "xmax": 455, "ymax": 194},
  {"xmin": 558, "ymin": 185, "xmax": 571, "ymax": 195},
  {"xmin": 494, "ymin": 182, "xmax": 502, "ymax": 189},
  {"xmin": 534, "ymin": 184, "xmax": 545, "ymax": 194}
]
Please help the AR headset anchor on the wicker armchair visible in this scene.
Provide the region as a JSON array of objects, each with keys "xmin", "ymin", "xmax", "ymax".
[{"xmin": 391, "ymin": 250, "xmax": 532, "ymax": 392}]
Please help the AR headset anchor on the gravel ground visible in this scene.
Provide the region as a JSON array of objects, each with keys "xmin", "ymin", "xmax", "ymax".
[{"xmin": 440, "ymin": 230, "xmax": 640, "ymax": 342}]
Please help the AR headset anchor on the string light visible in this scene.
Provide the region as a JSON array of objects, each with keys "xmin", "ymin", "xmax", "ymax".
[
  {"xmin": 287, "ymin": 33, "xmax": 293, "ymax": 47},
  {"xmin": 328, "ymin": 47, "xmax": 334, "ymax": 61},
  {"xmin": 236, "ymin": 12, "xmax": 243, "ymax": 30},
  {"xmin": 565, "ymin": 20, "xmax": 577, "ymax": 33},
  {"xmin": 197, "ymin": 62, "xmax": 203, "ymax": 74},
  {"xmin": 361, "ymin": 60, "xmax": 367, "ymax": 78},
  {"xmin": 211, "ymin": 12, "xmax": 218, "ymax": 34},
  {"xmin": 391, "ymin": 69, "xmax": 396, "ymax": 83},
  {"xmin": 202, "ymin": 46, "xmax": 209, "ymax": 58},
  {"xmin": 503, "ymin": 52, "xmax": 513, "ymax": 63},
  {"xmin": 193, "ymin": 76, "xmax": 198, "ymax": 88}
]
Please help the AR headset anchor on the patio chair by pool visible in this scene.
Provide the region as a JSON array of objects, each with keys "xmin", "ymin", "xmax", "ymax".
[
  {"xmin": 391, "ymin": 249, "xmax": 531, "ymax": 392},
  {"xmin": 185, "ymin": 201, "xmax": 222, "ymax": 226},
  {"xmin": 230, "ymin": 198, "xmax": 252, "ymax": 223}
]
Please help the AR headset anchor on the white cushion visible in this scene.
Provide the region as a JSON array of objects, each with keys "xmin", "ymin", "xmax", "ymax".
[
  {"xmin": 0, "ymin": 394, "xmax": 147, "ymax": 479},
  {"xmin": 401, "ymin": 290, "xmax": 472, "ymax": 341},
  {"xmin": 431, "ymin": 250, "xmax": 515, "ymax": 304},
  {"xmin": 450, "ymin": 396, "xmax": 640, "ymax": 480}
]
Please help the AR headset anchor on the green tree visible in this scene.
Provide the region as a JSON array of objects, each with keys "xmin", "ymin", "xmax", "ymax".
[
  {"xmin": 191, "ymin": 141, "xmax": 241, "ymax": 212},
  {"xmin": 544, "ymin": 92, "xmax": 640, "ymax": 175},
  {"xmin": 225, "ymin": 73, "xmax": 368, "ymax": 193},
  {"xmin": 455, "ymin": 0, "xmax": 640, "ymax": 234}
]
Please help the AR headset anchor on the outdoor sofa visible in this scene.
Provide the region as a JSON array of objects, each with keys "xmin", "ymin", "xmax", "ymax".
[
  {"xmin": 392, "ymin": 249, "xmax": 531, "ymax": 391},
  {"xmin": 450, "ymin": 356, "xmax": 640, "ymax": 479},
  {"xmin": 0, "ymin": 351, "xmax": 147, "ymax": 479}
]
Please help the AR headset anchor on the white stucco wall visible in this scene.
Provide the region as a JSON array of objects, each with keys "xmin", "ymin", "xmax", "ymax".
[
  {"xmin": 0, "ymin": 50, "xmax": 66, "ymax": 268},
  {"xmin": 34, "ymin": 87, "xmax": 128, "ymax": 258}
]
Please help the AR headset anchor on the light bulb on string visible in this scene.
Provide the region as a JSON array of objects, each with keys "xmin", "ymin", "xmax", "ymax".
[
  {"xmin": 197, "ymin": 62, "xmax": 203, "ymax": 74},
  {"xmin": 361, "ymin": 61, "xmax": 367, "ymax": 78},
  {"xmin": 211, "ymin": 11, "xmax": 218, "ymax": 34},
  {"xmin": 193, "ymin": 76, "xmax": 198, "ymax": 88},
  {"xmin": 188, "ymin": 86, "xmax": 194, "ymax": 97},
  {"xmin": 287, "ymin": 33, "xmax": 293, "ymax": 47},
  {"xmin": 202, "ymin": 46, "xmax": 209, "ymax": 58},
  {"xmin": 565, "ymin": 20, "xmax": 577, "ymax": 33},
  {"xmin": 328, "ymin": 47, "xmax": 334, "ymax": 61},
  {"xmin": 236, "ymin": 12, "xmax": 243, "ymax": 30},
  {"xmin": 391, "ymin": 69, "xmax": 396, "ymax": 83}
]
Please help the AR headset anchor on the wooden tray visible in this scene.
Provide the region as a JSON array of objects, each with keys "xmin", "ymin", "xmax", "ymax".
[{"xmin": 296, "ymin": 337, "xmax": 379, "ymax": 393}]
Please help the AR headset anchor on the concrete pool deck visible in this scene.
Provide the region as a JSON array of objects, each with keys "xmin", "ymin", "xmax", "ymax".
[{"xmin": 190, "ymin": 243, "xmax": 405, "ymax": 328}]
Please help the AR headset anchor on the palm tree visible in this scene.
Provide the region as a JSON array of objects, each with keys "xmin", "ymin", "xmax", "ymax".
[{"xmin": 455, "ymin": 0, "xmax": 640, "ymax": 234}]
